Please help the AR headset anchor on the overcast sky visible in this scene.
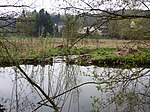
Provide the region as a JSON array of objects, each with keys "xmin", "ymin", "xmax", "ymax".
[
  {"xmin": 0, "ymin": 0, "xmax": 87, "ymax": 14},
  {"xmin": 0, "ymin": 0, "xmax": 149, "ymax": 15},
  {"xmin": 0, "ymin": 0, "xmax": 67, "ymax": 14}
]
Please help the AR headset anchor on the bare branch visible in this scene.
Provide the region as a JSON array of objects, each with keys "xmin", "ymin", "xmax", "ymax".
[
  {"xmin": 141, "ymin": 1, "xmax": 150, "ymax": 10},
  {"xmin": 0, "ymin": 5, "xmax": 30, "ymax": 8}
]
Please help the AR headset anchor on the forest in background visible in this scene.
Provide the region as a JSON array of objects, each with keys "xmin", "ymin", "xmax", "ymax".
[{"xmin": 1, "ymin": 9, "xmax": 150, "ymax": 40}]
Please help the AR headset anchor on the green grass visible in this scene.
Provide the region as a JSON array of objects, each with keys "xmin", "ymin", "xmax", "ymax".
[
  {"xmin": 0, "ymin": 37, "xmax": 150, "ymax": 66},
  {"xmin": 90, "ymin": 48, "xmax": 115, "ymax": 59},
  {"xmin": 89, "ymin": 47, "xmax": 150, "ymax": 67}
]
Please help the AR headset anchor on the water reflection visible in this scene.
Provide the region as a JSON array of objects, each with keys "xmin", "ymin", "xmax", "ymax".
[{"xmin": 0, "ymin": 63, "xmax": 150, "ymax": 112}]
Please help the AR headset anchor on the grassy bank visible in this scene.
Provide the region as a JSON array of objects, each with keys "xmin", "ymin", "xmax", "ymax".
[
  {"xmin": 0, "ymin": 37, "xmax": 150, "ymax": 67},
  {"xmin": 90, "ymin": 48, "xmax": 150, "ymax": 67}
]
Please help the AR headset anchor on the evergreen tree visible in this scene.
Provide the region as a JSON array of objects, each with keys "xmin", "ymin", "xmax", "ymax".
[
  {"xmin": 51, "ymin": 13, "xmax": 62, "ymax": 24},
  {"xmin": 35, "ymin": 9, "xmax": 53, "ymax": 37}
]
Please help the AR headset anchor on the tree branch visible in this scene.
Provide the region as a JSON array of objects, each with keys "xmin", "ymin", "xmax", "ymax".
[{"xmin": 0, "ymin": 5, "xmax": 30, "ymax": 7}]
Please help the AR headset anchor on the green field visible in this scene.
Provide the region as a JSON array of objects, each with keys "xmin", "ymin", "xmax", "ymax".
[{"xmin": 0, "ymin": 37, "xmax": 150, "ymax": 67}]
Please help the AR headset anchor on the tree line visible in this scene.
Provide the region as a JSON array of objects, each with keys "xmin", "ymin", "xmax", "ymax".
[
  {"xmin": 108, "ymin": 10, "xmax": 150, "ymax": 40},
  {"xmin": 16, "ymin": 9, "xmax": 63, "ymax": 37},
  {"xmin": 3, "ymin": 9, "xmax": 150, "ymax": 40}
]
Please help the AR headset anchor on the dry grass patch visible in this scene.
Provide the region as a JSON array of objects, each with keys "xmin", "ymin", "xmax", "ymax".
[{"xmin": 0, "ymin": 37, "xmax": 150, "ymax": 58}]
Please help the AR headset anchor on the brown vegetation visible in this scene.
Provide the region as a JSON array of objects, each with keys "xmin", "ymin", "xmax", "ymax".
[
  {"xmin": 4, "ymin": 38, "xmax": 150, "ymax": 49},
  {"xmin": 115, "ymin": 48, "xmax": 139, "ymax": 56}
]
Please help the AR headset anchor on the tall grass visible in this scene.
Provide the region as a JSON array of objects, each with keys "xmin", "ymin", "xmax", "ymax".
[{"xmin": 0, "ymin": 36, "xmax": 150, "ymax": 59}]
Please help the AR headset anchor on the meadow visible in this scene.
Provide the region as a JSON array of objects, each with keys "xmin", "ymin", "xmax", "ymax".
[{"xmin": 0, "ymin": 37, "xmax": 150, "ymax": 67}]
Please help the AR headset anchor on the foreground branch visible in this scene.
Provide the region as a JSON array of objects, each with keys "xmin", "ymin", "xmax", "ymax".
[{"xmin": 0, "ymin": 38, "xmax": 59, "ymax": 112}]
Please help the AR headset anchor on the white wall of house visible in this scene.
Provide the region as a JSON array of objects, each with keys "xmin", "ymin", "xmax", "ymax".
[{"xmin": 78, "ymin": 26, "xmax": 102, "ymax": 35}]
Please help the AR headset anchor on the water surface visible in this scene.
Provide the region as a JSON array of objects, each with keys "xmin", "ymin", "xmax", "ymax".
[{"xmin": 0, "ymin": 63, "xmax": 149, "ymax": 112}]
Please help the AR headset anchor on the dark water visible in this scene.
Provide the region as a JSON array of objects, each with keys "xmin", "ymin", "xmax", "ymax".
[{"xmin": 0, "ymin": 62, "xmax": 150, "ymax": 112}]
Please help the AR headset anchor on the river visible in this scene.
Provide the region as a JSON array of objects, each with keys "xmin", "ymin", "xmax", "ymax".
[{"xmin": 0, "ymin": 62, "xmax": 150, "ymax": 112}]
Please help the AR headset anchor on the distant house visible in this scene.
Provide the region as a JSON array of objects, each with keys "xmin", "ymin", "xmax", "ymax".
[
  {"xmin": 98, "ymin": 20, "xmax": 109, "ymax": 37},
  {"xmin": 78, "ymin": 26, "xmax": 102, "ymax": 35},
  {"xmin": 0, "ymin": 17, "xmax": 16, "ymax": 35},
  {"xmin": 55, "ymin": 21, "xmax": 65, "ymax": 38},
  {"xmin": 79, "ymin": 16, "xmax": 109, "ymax": 37},
  {"xmin": 0, "ymin": 17, "xmax": 16, "ymax": 29}
]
